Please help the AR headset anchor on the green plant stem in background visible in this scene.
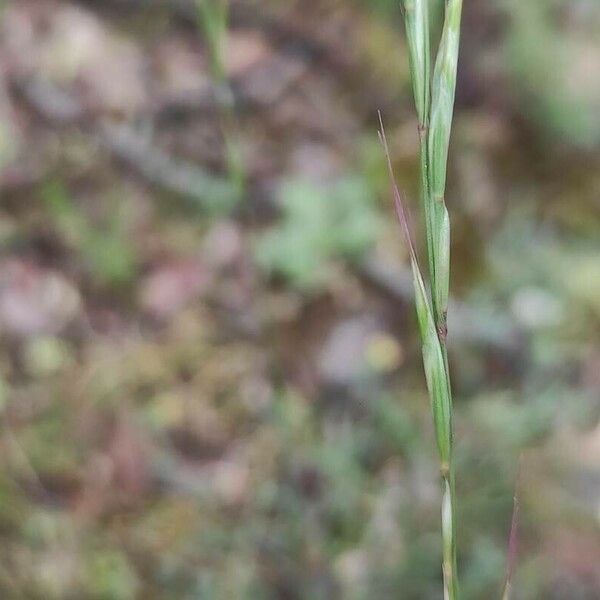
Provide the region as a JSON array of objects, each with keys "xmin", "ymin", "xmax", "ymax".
[
  {"xmin": 196, "ymin": 0, "xmax": 246, "ymax": 197},
  {"xmin": 391, "ymin": 1, "xmax": 464, "ymax": 598}
]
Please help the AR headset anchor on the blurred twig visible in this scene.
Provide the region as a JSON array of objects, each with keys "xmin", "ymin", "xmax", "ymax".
[
  {"xmin": 99, "ymin": 123, "xmax": 238, "ymax": 213},
  {"xmin": 15, "ymin": 78, "xmax": 238, "ymax": 214}
]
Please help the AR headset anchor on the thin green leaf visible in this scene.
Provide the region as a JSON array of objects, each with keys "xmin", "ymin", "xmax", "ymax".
[
  {"xmin": 434, "ymin": 203, "xmax": 450, "ymax": 331},
  {"xmin": 378, "ymin": 113, "xmax": 452, "ymax": 464},
  {"xmin": 402, "ymin": 0, "xmax": 431, "ymax": 128},
  {"xmin": 427, "ymin": 0, "xmax": 462, "ymax": 328},
  {"xmin": 428, "ymin": 0, "xmax": 463, "ymax": 202}
]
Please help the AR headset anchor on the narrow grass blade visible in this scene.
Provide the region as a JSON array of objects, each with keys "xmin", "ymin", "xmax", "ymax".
[
  {"xmin": 428, "ymin": 0, "xmax": 463, "ymax": 203},
  {"xmin": 402, "ymin": 0, "xmax": 431, "ymax": 128},
  {"xmin": 378, "ymin": 113, "xmax": 452, "ymax": 466},
  {"xmin": 395, "ymin": 2, "xmax": 464, "ymax": 595},
  {"xmin": 427, "ymin": 0, "xmax": 463, "ymax": 327},
  {"xmin": 402, "ymin": 0, "xmax": 436, "ymax": 313},
  {"xmin": 196, "ymin": 0, "xmax": 229, "ymax": 81}
]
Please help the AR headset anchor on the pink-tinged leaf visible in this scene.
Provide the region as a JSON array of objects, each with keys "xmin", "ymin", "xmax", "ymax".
[
  {"xmin": 377, "ymin": 111, "xmax": 433, "ymax": 332},
  {"xmin": 377, "ymin": 111, "xmax": 419, "ymax": 267},
  {"xmin": 379, "ymin": 112, "xmax": 452, "ymax": 464}
]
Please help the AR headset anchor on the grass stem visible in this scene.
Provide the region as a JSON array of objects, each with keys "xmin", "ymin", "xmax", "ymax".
[{"xmin": 386, "ymin": 2, "xmax": 465, "ymax": 596}]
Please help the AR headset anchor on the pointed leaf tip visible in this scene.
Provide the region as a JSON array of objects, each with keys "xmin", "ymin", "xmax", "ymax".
[{"xmin": 377, "ymin": 113, "xmax": 417, "ymax": 264}]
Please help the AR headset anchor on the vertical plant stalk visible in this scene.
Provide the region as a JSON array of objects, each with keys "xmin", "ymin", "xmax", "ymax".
[
  {"xmin": 501, "ymin": 459, "xmax": 522, "ymax": 600},
  {"xmin": 501, "ymin": 494, "xmax": 519, "ymax": 600},
  {"xmin": 403, "ymin": 0, "xmax": 436, "ymax": 304},
  {"xmin": 379, "ymin": 119, "xmax": 457, "ymax": 599},
  {"xmin": 428, "ymin": 5, "xmax": 463, "ymax": 596},
  {"xmin": 428, "ymin": 0, "xmax": 463, "ymax": 337},
  {"xmin": 392, "ymin": 1, "xmax": 464, "ymax": 598},
  {"xmin": 196, "ymin": 0, "xmax": 246, "ymax": 196}
]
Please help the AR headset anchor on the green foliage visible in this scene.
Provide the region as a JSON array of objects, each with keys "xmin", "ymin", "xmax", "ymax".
[
  {"xmin": 83, "ymin": 225, "xmax": 136, "ymax": 288},
  {"xmin": 23, "ymin": 336, "xmax": 72, "ymax": 377},
  {"xmin": 20, "ymin": 404, "xmax": 80, "ymax": 476},
  {"xmin": 85, "ymin": 550, "xmax": 139, "ymax": 600},
  {"xmin": 488, "ymin": 215, "xmax": 600, "ymax": 329},
  {"xmin": 42, "ymin": 181, "xmax": 137, "ymax": 288},
  {"xmin": 370, "ymin": 394, "xmax": 420, "ymax": 457},
  {"xmin": 255, "ymin": 177, "xmax": 382, "ymax": 291},
  {"xmin": 460, "ymin": 537, "xmax": 507, "ymax": 600},
  {"xmin": 469, "ymin": 387, "xmax": 595, "ymax": 450},
  {"xmin": 195, "ymin": 0, "xmax": 246, "ymax": 196},
  {"xmin": 505, "ymin": 0, "xmax": 600, "ymax": 148},
  {"xmin": 196, "ymin": 0, "xmax": 229, "ymax": 83}
]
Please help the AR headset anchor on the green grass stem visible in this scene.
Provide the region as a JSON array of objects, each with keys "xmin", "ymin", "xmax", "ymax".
[{"xmin": 384, "ymin": 1, "xmax": 465, "ymax": 597}]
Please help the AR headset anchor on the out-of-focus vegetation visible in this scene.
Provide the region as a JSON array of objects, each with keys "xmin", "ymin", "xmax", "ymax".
[
  {"xmin": 0, "ymin": 0, "xmax": 599, "ymax": 598},
  {"xmin": 255, "ymin": 176, "xmax": 381, "ymax": 290}
]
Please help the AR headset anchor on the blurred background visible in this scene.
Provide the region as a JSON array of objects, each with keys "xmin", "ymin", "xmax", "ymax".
[{"xmin": 0, "ymin": 0, "xmax": 599, "ymax": 598}]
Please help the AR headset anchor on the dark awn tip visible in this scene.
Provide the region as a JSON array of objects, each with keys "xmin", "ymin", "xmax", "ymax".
[{"xmin": 377, "ymin": 111, "xmax": 419, "ymax": 266}]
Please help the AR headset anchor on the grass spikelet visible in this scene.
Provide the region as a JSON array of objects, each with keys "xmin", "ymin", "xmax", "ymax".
[
  {"xmin": 379, "ymin": 115, "xmax": 456, "ymax": 597},
  {"xmin": 387, "ymin": 1, "xmax": 465, "ymax": 597}
]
